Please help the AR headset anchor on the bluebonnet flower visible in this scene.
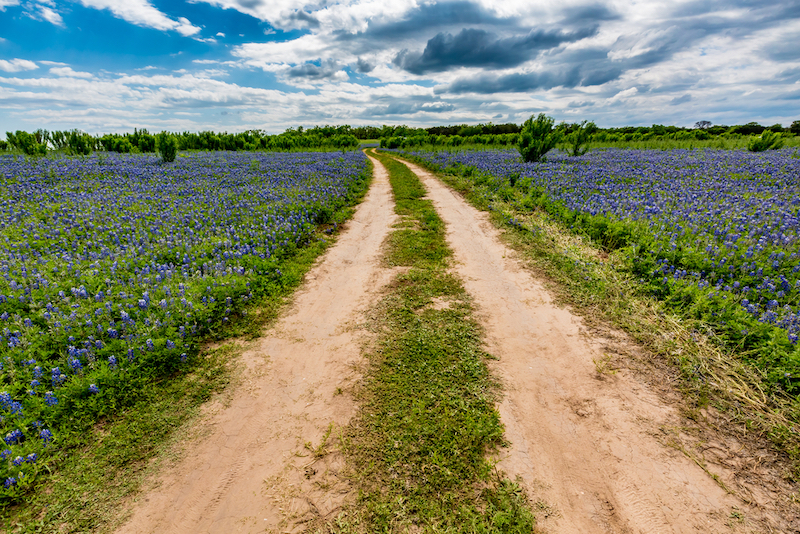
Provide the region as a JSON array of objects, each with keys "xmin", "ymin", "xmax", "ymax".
[
  {"xmin": 4, "ymin": 477, "xmax": 16, "ymax": 488},
  {"xmin": 108, "ymin": 356, "xmax": 118, "ymax": 369},
  {"xmin": 88, "ymin": 384, "xmax": 99, "ymax": 394},
  {"xmin": 25, "ymin": 453, "xmax": 37, "ymax": 463},
  {"xmin": 44, "ymin": 392, "xmax": 58, "ymax": 406},
  {"xmin": 0, "ymin": 449, "xmax": 10, "ymax": 460},
  {"xmin": 4, "ymin": 429, "xmax": 23, "ymax": 445},
  {"xmin": 39, "ymin": 429, "xmax": 53, "ymax": 444},
  {"xmin": 12, "ymin": 456, "xmax": 23, "ymax": 467}
]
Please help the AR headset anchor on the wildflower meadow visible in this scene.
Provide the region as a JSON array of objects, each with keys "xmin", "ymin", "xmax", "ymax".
[{"xmin": 0, "ymin": 150, "xmax": 369, "ymax": 498}]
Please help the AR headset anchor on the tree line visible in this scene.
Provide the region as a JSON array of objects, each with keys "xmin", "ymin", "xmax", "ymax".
[{"xmin": 2, "ymin": 120, "xmax": 798, "ymax": 157}]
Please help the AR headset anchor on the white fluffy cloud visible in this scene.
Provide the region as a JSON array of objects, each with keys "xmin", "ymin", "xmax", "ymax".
[
  {"xmin": 0, "ymin": 59, "xmax": 38, "ymax": 73},
  {"xmin": 77, "ymin": 0, "xmax": 201, "ymax": 35}
]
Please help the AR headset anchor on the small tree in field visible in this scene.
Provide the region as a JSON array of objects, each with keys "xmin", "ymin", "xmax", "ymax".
[
  {"xmin": 518, "ymin": 114, "xmax": 561, "ymax": 162},
  {"xmin": 747, "ymin": 130, "xmax": 784, "ymax": 152},
  {"xmin": 566, "ymin": 120, "xmax": 597, "ymax": 157},
  {"xmin": 156, "ymin": 132, "xmax": 178, "ymax": 162}
]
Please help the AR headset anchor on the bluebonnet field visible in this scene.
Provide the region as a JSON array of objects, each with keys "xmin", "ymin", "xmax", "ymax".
[
  {"xmin": 400, "ymin": 148, "xmax": 800, "ymax": 393},
  {"xmin": 0, "ymin": 150, "xmax": 368, "ymax": 498}
]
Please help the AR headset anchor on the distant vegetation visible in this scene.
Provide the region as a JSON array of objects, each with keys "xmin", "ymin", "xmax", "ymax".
[
  {"xmin": 2, "ymin": 120, "xmax": 799, "ymax": 156},
  {"xmin": 380, "ymin": 119, "xmax": 800, "ymax": 152}
]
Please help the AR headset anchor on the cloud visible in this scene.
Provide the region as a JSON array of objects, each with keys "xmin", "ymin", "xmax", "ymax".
[
  {"xmin": 670, "ymin": 94, "xmax": 691, "ymax": 105},
  {"xmin": 364, "ymin": 100, "xmax": 456, "ymax": 116},
  {"xmin": 355, "ymin": 58, "xmax": 374, "ymax": 73},
  {"xmin": 0, "ymin": 58, "xmax": 38, "ymax": 73},
  {"xmin": 216, "ymin": 32, "xmax": 225, "ymax": 37},
  {"xmin": 394, "ymin": 26, "xmax": 598, "ymax": 74},
  {"xmin": 77, "ymin": 0, "xmax": 201, "ymax": 35},
  {"xmin": 0, "ymin": 0, "xmax": 20, "ymax": 9},
  {"xmin": 438, "ymin": 63, "xmax": 622, "ymax": 95},
  {"xmin": 286, "ymin": 60, "xmax": 345, "ymax": 80},
  {"xmin": 50, "ymin": 67, "xmax": 94, "ymax": 79}
]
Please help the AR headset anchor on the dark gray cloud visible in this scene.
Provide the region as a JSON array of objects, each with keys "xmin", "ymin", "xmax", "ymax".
[
  {"xmin": 559, "ymin": 4, "xmax": 621, "ymax": 23},
  {"xmin": 286, "ymin": 60, "xmax": 341, "ymax": 80},
  {"xmin": 355, "ymin": 58, "xmax": 374, "ymax": 74},
  {"xmin": 438, "ymin": 62, "xmax": 621, "ymax": 95},
  {"xmin": 337, "ymin": 1, "xmax": 514, "ymax": 44},
  {"xmin": 394, "ymin": 26, "xmax": 598, "ymax": 74},
  {"xmin": 363, "ymin": 101, "xmax": 455, "ymax": 116},
  {"xmin": 286, "ymin": 10, "xmax": 320, "ymax": 28},
  {"xmin": 567, "ymin": 100, "xmax": 596, "ymax": 108},
  {"xmin": 670, "ymin": 94, "xmax": 692, "ymax": 105}
]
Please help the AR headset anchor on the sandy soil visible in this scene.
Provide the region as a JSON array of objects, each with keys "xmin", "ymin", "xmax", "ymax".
[
  {"xmin": 399, "ymin": 159, "xmax": 796, "ymax": 534},
  {"xmin": 116, "ymin": 154, "xmax": 396, "ymax": 534}
]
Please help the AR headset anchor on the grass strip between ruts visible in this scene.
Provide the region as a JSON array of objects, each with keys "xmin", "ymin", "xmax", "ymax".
[{"xmin": 325, "ymin": 151, "xmax": 534, "ymax": 533}]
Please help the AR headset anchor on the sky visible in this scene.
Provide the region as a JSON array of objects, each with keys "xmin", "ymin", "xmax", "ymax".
[{"xmin": 1, "ymin": 0, "xmax": 799, "ymax": 135}]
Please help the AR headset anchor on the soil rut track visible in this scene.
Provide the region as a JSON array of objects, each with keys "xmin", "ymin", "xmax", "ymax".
[
  {"xmin": 397, "ymin": 157, "xmax": 789, "ymax": 534},
  {"xmin": 116, "ymin": 156, "xmax": 396, "ymax": 534}
]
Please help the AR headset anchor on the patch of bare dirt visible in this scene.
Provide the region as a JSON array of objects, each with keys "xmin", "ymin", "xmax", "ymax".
[
  {"xmin": 400, "ymin": 159, "xmax": 798, "ymax": 534},
  {"xmin": 115, "ymin": 154, "xmax": 396, "ymax": 534}
]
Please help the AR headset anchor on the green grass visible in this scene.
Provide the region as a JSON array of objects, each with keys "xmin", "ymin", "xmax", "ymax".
[
  {"xmin": 0, "ymin": 160, "xmax": 374, "ymax": 533},
  {"xmin": 392, "ymin": 151, "xmax": 800, "ymax": 481},
  {"xmin": 325, "ymin": 151, "xmax": 534, "ymax": 533}
]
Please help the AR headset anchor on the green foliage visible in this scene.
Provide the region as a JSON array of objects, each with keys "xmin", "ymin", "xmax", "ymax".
[
  {"xmin": 65, "ymin": 130, "xmax": 93, "ymax": 156},
  {"xmin": 0, "ymin": 140, "xmax": 7, "ymax": 151},
  {"xmin": 518, "ymin": 113, "xmax": 561, "ymax": 163},
  {"xmin": 747, "ymin": 130, "xmax": 785, "ymax": 152},
  {"xmin": 566, "ymin": 120, "xmax": 597, "ymax": 157},
  {"xmin": 6, "ymin": 131, "xmax": 46, "ymax": 157},
  {"xmin": 156, "ymin": 132, "xmax": 179, "ymax": 162},
  {"xmin": 791, "ymin": 120, "xmax": 800, "ymax": 135}
]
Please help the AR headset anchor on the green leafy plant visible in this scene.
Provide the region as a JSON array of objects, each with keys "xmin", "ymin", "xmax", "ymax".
[
  {"xmin": 518, "ymin": 113, "xmax": 561, "ymax": 162},
  {"xmin": 747, "ymin": 130, "xmax": 784, "ymax": 152},
  {"xmin": 566, "ymin": 120, "xmax": 598, "ymax": 157},
  {"xmin": 6, "ymin": 130, "xmax": 47, "ymax": 157},
  {"xmin": 66, "ymin": 130, "xmax": 93, "ymax": 156},
  {"xmin": 156, "ymin": 131, "xmax": 178, "ymax": 162}
]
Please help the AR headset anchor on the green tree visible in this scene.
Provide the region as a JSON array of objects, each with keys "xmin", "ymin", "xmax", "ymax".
[
  {"xmin": 156, "ymin": 132, "xmax": 178, "ymax": 162},
  {"xmin": 790, "ymin": 120, "xmax": 800, "ymax": 135},
  {"xmin": 518, "ymin": 114, "xmax": 561, "ymax": 162},
  {"xmin": 747, "ymin": 130, "xmax": 784, "ymax": 152},
  {"xmin": 566, "ymin": 120, "xmax": 597, "ymax": 157},
  {"xmin": 66, "ymin": 130, "xmax": 93, "ymax": 155},
  {"xmin": 7, "ymin": 130, "xmax": 47, "ymax": 156}
]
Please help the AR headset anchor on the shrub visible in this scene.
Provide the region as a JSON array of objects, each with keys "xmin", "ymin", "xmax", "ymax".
[
  {"xmin": 518, "ymin": 114, "xmax": 561, "ymax": 162},
  {"xmin": 66, "ymin": 130, "xmax": 93, "ymax": 156},
  {"xmin": 747, "ymin": 130, "xmax": 784, "ymax": 152},
  {"xmin": 156, "ymin": 132, "xmax": 178, "ymax": 162},
  {"xmin": 566, "ymin": 120, "xmax": 597, "ymax": 157},
  {"xmin": 6, "ymin": 130, "xmax": 46, "ymax": 157}
]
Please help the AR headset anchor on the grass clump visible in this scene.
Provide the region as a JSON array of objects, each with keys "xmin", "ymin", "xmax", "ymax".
[{"xmin": 328, "ymin": 151, "xmax": 534, "ymax": 533}]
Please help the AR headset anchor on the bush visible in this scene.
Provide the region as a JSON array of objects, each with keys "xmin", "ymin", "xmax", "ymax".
[
  {"xmin": 6, "ymin": 130, "xmax": 46, "ymax": 157},
  {"xmin": 791, "ymin": 120, "xmax": 800, "ymax": 135},
  {"xmin": 66, "ymin": 130, "xmax": 93, "ymax": 156},
  {"xmin": 566, "ymin": 120, "xmax": 597, "ymax": 157},
  {"xmin": 518, "ymin": 114, "xmax": 561, "ymax": 162},
  {"xmin": 156, "ymin": 132, "xmax": 178, "ymax": 162},
  {"xmin": 747, "ymin": 130, "xmax": 784, "ymax": 152}
]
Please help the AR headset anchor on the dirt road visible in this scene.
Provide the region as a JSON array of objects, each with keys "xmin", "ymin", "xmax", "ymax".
[
  {"xmin": 116, "ymin": 156, "xmax": 396, "ymax": 534},
  {"xmin": 398, "ymin": 158, "xmax": 790, "ymax": 534}
]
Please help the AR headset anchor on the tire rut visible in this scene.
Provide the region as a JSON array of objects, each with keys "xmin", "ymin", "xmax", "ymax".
[
  {"xmin": 115, "ymin": 155, "xmax": 396, "ymax": 534},
  {"xmin": 396, "ymin": 157, "xmax": 780, "ymax": 534}
]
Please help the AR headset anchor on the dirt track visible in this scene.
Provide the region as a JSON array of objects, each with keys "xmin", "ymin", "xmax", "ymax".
[
  {"xmin": 116, "ymin": 156, "xmax": 396, "ymax": 534},
  {"xmin": 400, "ymin": 158, "xmax": 793, "ymax": 534},
  {"xmin": 117, "ymin": 154, "xmax": 795, "ymax": 534}
]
